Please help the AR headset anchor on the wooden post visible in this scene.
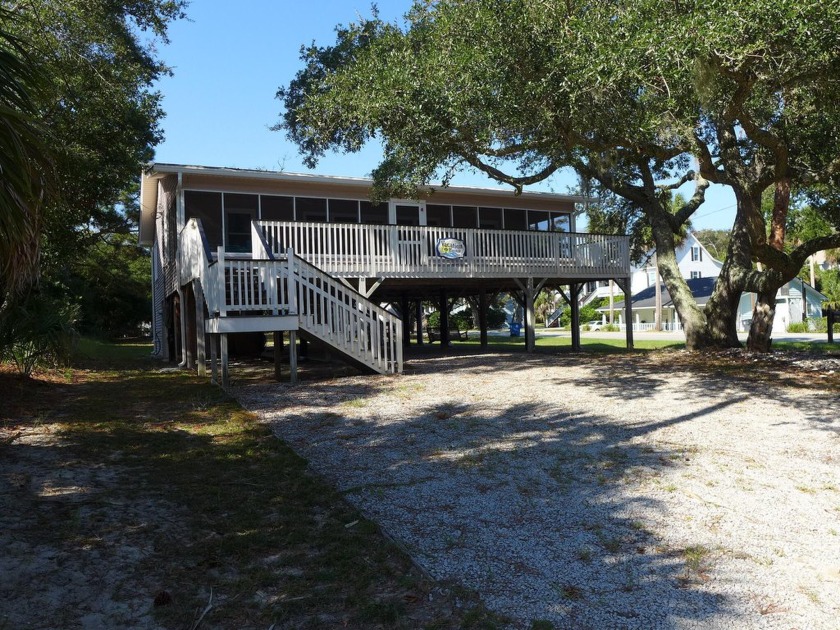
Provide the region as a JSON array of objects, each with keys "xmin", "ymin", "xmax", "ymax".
[
  {"xmin": 570, "ymin": 283, "xmax": 581, "ymax": 352},
  {"xmin": 273, "ymin": 331, "xmax": 284, "ymax": 381},
  {"xmin": 184, "ymin": 286, "xmax": 196, "ymax": 370},
  {"xmin": 439, "ymin": 288, "xmax": 450, "ymax": 347},
  {"xmin": 415, "ymin": 300, "xmax": 424, "ymax": 346},
  {"xmin": 210, "ymin": 334, "xmax": 218, "ymax": 385},
  {"xmin": 828, "ymin": 309, "xmax": 835, "ymax": 344},
  {"xmin": 525, "ymin": 278, "xmax": 536, "ymax": 353},
  {"xmin": 617, "ymin": 277, "xmax": 634, "ymax": 350},
  {"xmin": 220, "ymin": 333, "xmax": 229, "ymax": 388},
  {"xmin": 194, "ymin": 281, "xmax": 206, "ymax": 377},
  {"xmin": 401, "ymin": 294, "xmax": 411, "ymax": 347},
  {"xmin": 479, "ymin": 288, "xmax": 488, "ymax": 349},
  {"xmin": 289, "ymin": 331, "xmax": 298, "ymax": 383}
]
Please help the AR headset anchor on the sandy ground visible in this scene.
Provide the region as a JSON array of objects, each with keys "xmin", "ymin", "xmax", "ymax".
[
  {"xmin": 2, "ymin": 348, "xmax": 838, "ymax": 629},
  {"xmin": 237, "ymin": 349, "xmax": 840, "ymax": 629}
]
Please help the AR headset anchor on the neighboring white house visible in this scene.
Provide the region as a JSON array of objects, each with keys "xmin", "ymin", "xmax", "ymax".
[
  {"xmin": 629, "ymin": 232, "xmax": 723, "ymax": 295},
  {"xmin": 603, "ymin": 277, "xmax": 826, "ymax": 333},
  {"xmin": 737, "ymin": 279, "xmax": 827, "ymax": 333},
  {"xmin": 583, "ymin": 232, "xmax": 722, "ymax": 306},
  {"xmin": 591, "ymin": 232, "xmax": 828, "ymax": 332}
]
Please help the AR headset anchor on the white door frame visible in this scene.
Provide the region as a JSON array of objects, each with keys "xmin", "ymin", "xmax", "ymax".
[{"xmin": 388, "ymin": 199, "xmax": 427, "ymax": 226}]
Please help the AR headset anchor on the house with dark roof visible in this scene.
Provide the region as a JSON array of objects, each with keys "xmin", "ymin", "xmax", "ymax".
[{"xmin": 603, "ymin": 276, "xmax": 826, "ymax": 333}]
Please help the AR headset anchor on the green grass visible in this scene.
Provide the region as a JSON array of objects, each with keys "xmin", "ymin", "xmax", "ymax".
[
  {"xmin": 456, "ymin": 334, "xmax": 683, "ymax": 352},
  {"xmin": 1, "ymin": 338, "xmax": 503, "ymax": 629},
  {"xmin": 773, "ymin": 340, "xmax": 840, "ymax": 354}
]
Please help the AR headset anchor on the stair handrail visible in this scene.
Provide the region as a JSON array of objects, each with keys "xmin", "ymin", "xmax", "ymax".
[{"xmin": 289, "ymin": 249, "xmax": 403, "ymax": 374}]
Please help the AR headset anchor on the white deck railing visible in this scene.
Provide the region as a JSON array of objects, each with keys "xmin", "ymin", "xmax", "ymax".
[
  {"xmin": 257, "ymin": 221, "xmax": 629, "ymax": 279},
  {"xmin": 178, "ymin": 219, "xmax": 402, "ymax": 374}
]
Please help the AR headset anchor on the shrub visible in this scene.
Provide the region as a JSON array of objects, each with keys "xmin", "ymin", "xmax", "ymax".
[
  {"xmin": 0, "ymin": 292, "xmax": 78, "ymax": 376},
  {"xmin": 487, "ymin": 306, "xmax": 507, "ymax": 328},
  {"xmin": 809, "ymin": 316, "xmax": 840, "ymax": 333},
  {"xmin": 787, "ymin": 321, "xmax": 810, "ymax": 333},
  {"xmin": 426, "ymin": 309, "xmax": 471, "ymax": 330}
]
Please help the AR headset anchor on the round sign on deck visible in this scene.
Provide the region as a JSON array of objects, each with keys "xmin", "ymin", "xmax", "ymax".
[{"xmin": 435, "ymin": 238, "xmax": 466, "ymax": 259}]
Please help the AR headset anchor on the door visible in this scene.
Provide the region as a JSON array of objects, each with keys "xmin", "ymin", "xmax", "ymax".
[{"xmin": 389, "ymin": 200, "xmax": 426, "ymax": 270}]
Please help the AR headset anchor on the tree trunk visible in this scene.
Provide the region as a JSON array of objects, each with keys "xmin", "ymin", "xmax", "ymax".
[
  {"xmin": 747, "ymin": 289, "xmax": 776, "ymax": 352},
  {"xmin": 653, "ymin": 253, "xmax": 662, "ymax": 332},
  {"xmin": 648, "ymin": 214, "xmax": 713, "ymax": 349},
  {"xmin": 699, "ymin": 199, "xmax": 763, "ymax": 349}
]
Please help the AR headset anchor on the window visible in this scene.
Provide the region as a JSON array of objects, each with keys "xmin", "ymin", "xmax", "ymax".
[
  {"xmin": 296, "ymin": 197, "xmax": 327, "ymax": 222},
  {"xmin": 360, "ymin": 200, "xmax": 388, "ymax": 224},
  {"xmin": 691, "ymin": 246, "xmax": 703, "ymax": 262},
  {"xmin": 225, "ymin": 212, "xmax": 253, "ymax": 253},
  {"xmin": 224, "ymin": 193, "xmax": 258, "ymax": 253},
  {"xmin": 479, "ymin": 207, "xmax": 503, "ymax": 229},
  {"xmin": 690, "ymin": 271, "xmax": 701, "ymax": 279},
  {"xmin": 328, "ymin": 199, "xmax": 360, "ymax": 223},
  {"xmin": 504, "ymin": 208, "xmax": 527, "ymax": 231},
  {"xmin": 528, "ymin": 210, "xmax": 551, "ymax": 231},
  {"xmin": 426, "ymin": 204, "xmax": 452, "ymax": 227},
  {"xmin": 647, "ymin": 269, "xmax": 657, "ymax": 287},
  {"xmin": 551, "ymin": 212, "xmax": 571, "ymax": 232},
  {"xmin": 260, "ymin": 195, "xmax": 294, "ymax": 222},
  {"xmin": 184, "ymin": 190, "xmax": 222, "ymax": 247},
  {"xmin": 452, "ymin": 206, "xmax": 477, "ymax": 228}
]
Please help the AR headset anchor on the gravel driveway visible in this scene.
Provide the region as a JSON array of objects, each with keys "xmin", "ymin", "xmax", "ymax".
[{"xmin": 235, "ymin": 350, "xmax": 840, "ymax": 629}]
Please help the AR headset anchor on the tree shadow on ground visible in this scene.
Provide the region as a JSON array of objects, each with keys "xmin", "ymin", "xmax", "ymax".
[{"xmin": 237, "ymin": 356, "xmax": 775, "ymax": 629}]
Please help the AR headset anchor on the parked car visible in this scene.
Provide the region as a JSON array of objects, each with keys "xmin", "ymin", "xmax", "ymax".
[{"xmin": 584, "ymin": 320, "xmax": 603, "ymax": 331}]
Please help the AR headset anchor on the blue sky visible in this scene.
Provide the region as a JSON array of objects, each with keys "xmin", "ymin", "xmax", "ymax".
[{"xmin": 153, "ymin": 1, "xmax": 736, "ymax": 231}]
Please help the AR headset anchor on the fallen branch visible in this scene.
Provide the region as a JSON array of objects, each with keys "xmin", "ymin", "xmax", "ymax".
[{"xmin": 190, "ymin": 588, "xmax": 214, "ymax": 630}]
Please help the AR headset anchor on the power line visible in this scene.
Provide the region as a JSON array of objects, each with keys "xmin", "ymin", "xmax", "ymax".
[{"xmin": 692, "ymin": 203, "xmax": 737, "ymax": 220}]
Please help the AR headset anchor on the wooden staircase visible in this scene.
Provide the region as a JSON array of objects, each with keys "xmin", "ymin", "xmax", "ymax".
[{"xmin": 179, "ymin": 219, "xmax": 403, "ymax": 380}]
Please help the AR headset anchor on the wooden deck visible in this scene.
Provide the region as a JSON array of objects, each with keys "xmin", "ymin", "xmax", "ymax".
[{"xmin": 257, "ymin": 221, "xmax": 630, "ymax": 280}]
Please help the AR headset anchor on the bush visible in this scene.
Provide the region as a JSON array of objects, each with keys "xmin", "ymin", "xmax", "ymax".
[
  {"xmin": 426, "ymin": 309, "xmax": 471, "ymax": 330},
  {"xmin": 487, "ymin": 306, "xmax": 507, "ymax": 328},
  {"xmin": 809, "ymin": 316, "xmax": 840, "ymax": 333},
  {"xmin": 0, "ymin": 292, "xmax": 78, "ymax": 376},
  {"xmin": 786, "ymin": 321, "xmax": 810, "ymax": 333},
  {"xmin": 559, "ymin": 303, "xmax": 600, "ymax": 328}
]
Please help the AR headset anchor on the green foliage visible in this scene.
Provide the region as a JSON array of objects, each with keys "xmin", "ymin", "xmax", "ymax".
[
  {"xmin": 69, "ymin": 233, "xmax": 151, "ymax": 337},
  {"xmin": 806, "ymin": 317, "xmax": 840, "ymax": 334},
  {"xmin": 534, "ymin": 291, "xmax": 556, "ymax": 324},
  {"xmin": 786, "ymin": 321, "xmax": 810, "ymax": 334},
  {"xmin": 279, "ymin": 0, "xmax": 840, "ymax": 350},
  {"xmin": 559, "ymin": 303, "xmax": 600, "ymax": 328},
  {"xmin": 1, "ymin": 2, "xmax": 183, "ymax": 347},
  {"xmin": 693, "ymin": 229, "xmax": 731, "ymax": 262},
  {"xmin": 6, "ymin": 0, "xmax": 185, "ymax": 293},
  {"xmin": 428, "ymin": 309, "xmax": 471, "ymax": 331},
  {"xmin": 487, "ymin": 306, "xmax": 508, "ymax": 329},
  {"xmin": 0, "ymin": 7, "xmax": 54, "ymax": 299},
  {"xmin": 0, "ymin": 291, "xmax": 78, "ymax": 376},
  {"xmin": 818, "ymin": 270, "xmax": 840, "ymax": 304}
]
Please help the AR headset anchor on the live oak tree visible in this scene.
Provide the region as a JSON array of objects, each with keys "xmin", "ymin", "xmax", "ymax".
[
  {"xmin": 3, "ymin": 0, "xmax": 185, "ymax": 337},
  {"xmin": 278, "ymin": 0, "xmax": 840, "ymax": 351}
]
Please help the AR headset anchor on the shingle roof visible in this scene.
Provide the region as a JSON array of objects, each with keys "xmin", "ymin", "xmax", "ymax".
[{"xmin": 608, "ymin": 276, "xmax": 718, "ymax": 310}]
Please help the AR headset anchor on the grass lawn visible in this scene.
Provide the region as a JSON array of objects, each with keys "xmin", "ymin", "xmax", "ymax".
[
  {"xmin": 1, "ymin": 339, "xmax": 501, "ymax": 629},
  {"xmin": 456, "ymin": 333, "xmax": 685, "ymax": 352}
]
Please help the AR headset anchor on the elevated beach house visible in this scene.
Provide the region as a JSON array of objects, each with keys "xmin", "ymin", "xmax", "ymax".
[{"xmin": 139, "ymin": 164, "xmax": 632, "ymax": 384}]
